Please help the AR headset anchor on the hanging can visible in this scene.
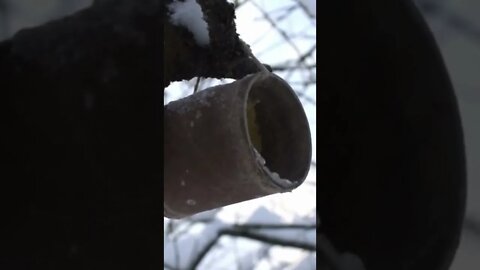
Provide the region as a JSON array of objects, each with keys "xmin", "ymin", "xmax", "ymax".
[{"xmin": 164, "ymin": 72, "xmax": 311, "ymax": 219}]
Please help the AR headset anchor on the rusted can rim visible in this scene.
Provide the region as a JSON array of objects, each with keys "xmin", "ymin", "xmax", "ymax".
[{"xmin": 241, "ymin": 72, "xmax": 312, "ymax": 191}]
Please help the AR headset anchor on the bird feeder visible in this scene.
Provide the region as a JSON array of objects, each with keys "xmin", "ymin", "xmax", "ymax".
[{"xmin": 164, "ymin": 72, "xmax": 311, "ymax": 219}]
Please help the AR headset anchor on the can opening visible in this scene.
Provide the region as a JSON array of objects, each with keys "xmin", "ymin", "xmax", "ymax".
[{"xmin": 245, "ymin": 75, "xmax": 311, "ymax": 186}]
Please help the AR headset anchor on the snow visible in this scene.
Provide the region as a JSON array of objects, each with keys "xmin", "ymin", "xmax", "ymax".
[
  {"xmin": 189, "ymin": 209, "xmax": 221, "ymax": 222},
  {"xmin": 168, "ymin": 0, "xmax": 210, "ymax": 46},
  {"xmin": 164, "ymin": 206, "xmax": 317, "ymax": 269},
  {"xmin": 243, "ymin": 207, "xmax": 316, "ymax": 246},
  {"xmin": 253, "ymin": 148, "xmax": 266, "ymax": 165},
  {"xmin": 287, "ymin": 253, "xmax": 316, "ymax": 270},
  {"xmin": 253, "ymin": 148, "xmax": 294, "ymax": 188},
  {"xmin": 246, "ymin": 206, "xmax": 283, "ymax": 224},
  {"xmin": 267, "ymin": 171, "xmax": 293, "ymax": 187},
  {"xmin": 164, "ymin": 218, "xmax": 228, "ymax": 269}
]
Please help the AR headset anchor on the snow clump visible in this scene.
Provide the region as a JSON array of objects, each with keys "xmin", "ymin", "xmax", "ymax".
[{"xmin": 168, "ymin": 0, "xmax": 210, "ymax": 46}]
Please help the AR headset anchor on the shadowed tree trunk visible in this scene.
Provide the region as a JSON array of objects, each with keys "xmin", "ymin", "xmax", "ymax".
[
  {"xmin": 318, "ymin": 0, "xmax": 466, "ymax": 269},
  {"xmin": 0, "ymin": 1, "xmax": 162, "ymax": 269}
]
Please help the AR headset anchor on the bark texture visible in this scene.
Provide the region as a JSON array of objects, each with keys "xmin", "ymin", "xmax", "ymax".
[{"xmin": 163, "ymin": 0, "xmax": 265, "ymax": 88}]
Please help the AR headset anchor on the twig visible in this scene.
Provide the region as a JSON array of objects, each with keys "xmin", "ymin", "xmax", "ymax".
[
  {"xmin": 187, "ymin": 222, "xmax": 317, "ymax": 269},
  {"xmin": 270, "ymin": 63, "xmax": 316, "ymax": 72},
  {"xmin": 233, "ymin": 223, "xmax": 316, "ymax": 230},
  {"xmin": 221, "ymin": 228, "xmax": 316, "ymax": 251},
  {"xmin": 194, "ymin": 77, "xmax": 201, "ymax": 93},
  {"xmin": 239, "ymin": 38, "xmax": 269, "ymax": 73},
  {"xmin": 188, "ymin": 234, "xmax": 221, "ymax": 270}
]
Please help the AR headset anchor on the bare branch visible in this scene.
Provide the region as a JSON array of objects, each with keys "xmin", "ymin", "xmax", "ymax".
[
  {"xmin": 188, "ymin": 234, "xmax": 222, "ymax": 270},
  {"xmin": 221, "ymin": 228, "xmax": 317, "ymax": 251},
  {"xmin": 233, "ymin": 223, "xmax": 316, "ymax": 230}
]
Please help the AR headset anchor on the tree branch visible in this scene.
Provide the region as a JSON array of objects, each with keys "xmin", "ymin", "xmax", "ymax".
[
  {"xmin": 186, "ymin": 222, "xmax": 316, "ymax": 269},
  {"xmin": 221, "ymin": 228, "xmax": 317, "ymax": 251},
  {"xmin": 233, "ymin": 223, "xmax": 316, "ymax": 230},
  {"xmin": 163, "ymin": 0, "xmax": 268, "ymax": 88}
]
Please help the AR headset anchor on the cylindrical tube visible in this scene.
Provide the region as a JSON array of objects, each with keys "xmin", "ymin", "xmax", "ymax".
[{"xmin": 164, "ymin": 72, "xmax": 311, "ymax": 218}]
